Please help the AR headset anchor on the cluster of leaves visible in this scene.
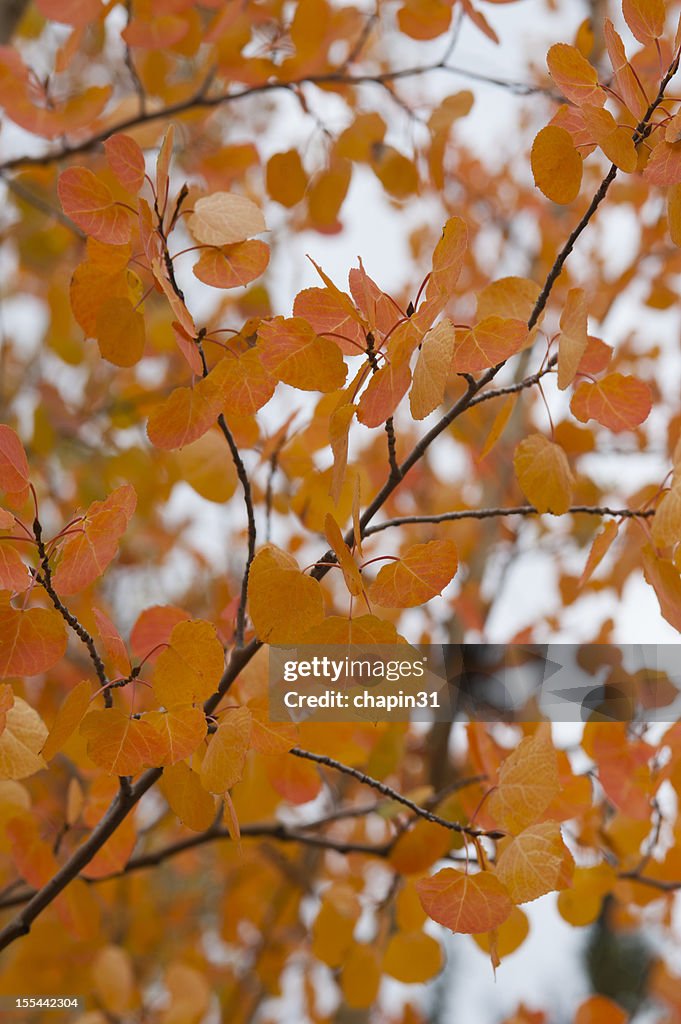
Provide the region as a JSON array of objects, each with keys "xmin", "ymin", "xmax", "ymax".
[{"xmin": 4, "ymin": 0, "xmax": 681, "ymax": 1022}]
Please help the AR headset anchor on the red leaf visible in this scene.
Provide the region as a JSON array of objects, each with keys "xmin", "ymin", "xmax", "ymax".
[{"xmin": 417, "ymin": 868, "xmax": 513, "ymax": 934}]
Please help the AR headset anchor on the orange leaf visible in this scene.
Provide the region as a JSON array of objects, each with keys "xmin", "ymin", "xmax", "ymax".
[
  {"xmin": 514, "ymin": 434, "xmax": 574, "ymax": 515},
  {"xmin": 452, "ymin": 316, "xmax": 527, "ymax": 373},
  {"xmin": 368, "ymin": 539, "xmax": 458, "ymax": 608},
  {"xmin": 531, "ymin": 125, "xmax": 583, "ymax": 204},
  {"xmin": 0, "ymin": 544, "xmax": 29, "ymax": 593},
  {"xmin": 193, "ymin": 240, "xmax": 270, "ymax": 289},
  {"xmin": 58, "ymin": 166, "xmax": 133, "ymax": 244},
  {"xmin": 410, "ymin": 319, "xmax": 456, "ymax": 419},
  {"xmin": 248, "ymin": 544, "xmax": 324, "ymax": 643},
  {"xmin": 488, "ymin": 731, "xmax": 559, "ymax": 833},
  {"xmin": 570, "ymin": 373, "xmax": 652, "ymax": 432},
  {"xmin": 645, "ymin": 140, "xmax": 681, "ymax": 186},
  {"xmin": 622, "ymin": 0, "xmax": 665, "ymax": 44},
  {"xmin": 93, "ymin": 607, "xmax": 131, "ymax": 677},
  {"xmin": 266, "ymin": 149, "xmax": 308, "ymax": 207},
  {"xmin": 476, "ymin": 276, "xmax": 540, "ymax": 322},
  {"xmin": 416, "ymin": 868, "xmax": 513, "ymax": 934},
  {"xmin": 96, "ymin": 296, "xmax": 145, "ymax": 367},
  {"xmin": 212, "ymin": 349, "xmax": 275, "ymax": 416},
  {"xmin": 104, "ymin": 133, "xmax": 146, "ymax": 194},
  {"xmin": 324, "ymin": 512, "xmax": 363, "ymax": 597},
  {"xmin": 150, "ymin": 258, "xmax": 196, "ymax": 337},
  {"xmin": 424, "ymin": 216, "xmax": 468, "ymax": 316},
  {"xmin": 581, "ymin": 104, "xmax": 637, "ymax": 173},
  {"xmin": 187, "ymin": 192, "xmax": 267, "ymax": 246},
  {"xmin": 41, "ymin": 680, "xmax": 91, "ymax": 761},
  {"xmin": 147, "ymin": 375, "xmax": 224, "ymax": 451},
  {"xmin": 496, "ymin": 821, "xmax": 574, "ymax": 904},
  {"xmin": 52, "ymin": 484, "xmax": 137, "ymax": 594},
  {"xmin": 558, "ymin": 288, "xmax": 589, "ymax": 391},
  {"xmin": 130, "ymin": 605, "xmax": 190, "ymax": 660},
  {"xmin": 81, "ymin": 708, "xmax": 166, "ymax": 775},
  {"xmin": 0, "ymin": 425, "xmax": 29, "ymax": 494},
  {"xmin": 329, "ymin": 402, "xmax": 356, "ymax": 504},
  {"xmin": 642, "ymin": 543, "xmax": 681, "ymax": 632},
  {"xmin": 341, "ymin": 943, "xmax": 382, "ymax": 1009},
  {"xmin": 266, "ymin": 752, "xmax": 322, "ymax": 804},
  {"xmin": 653, "ymin": 485, "xmax": 681, "ymax": 547},
  {"xmin": 200, "ymin": 705, "xmax": 252, "ymax": 793},
  {"xmin": 356, "ymin": 360, "xmax": 411, "ymax": 427},
  {"xmin": 0, "ymin": 606, "xmax": 67, "ymax": 678},
  {"xmin": 257, "ymin": 316, "xmax": 347, "ymax": 392},
  {"xmin": 146, "ymin": 706, "xmax": 207, "ymax": 765},
  {"xmin": 604, "ymin": 19, "xmax": 648, "ymax": 120},
  {"xmin": 574, "ymin": 996, "xmax": 628, "ymax": 1024},
  {"xmin": 152, "ymin": 619, "xmax": 224, "ymax": 707},
  {"xmin": 546, "ymin": 43, "xmax": 605, "ymax": 107},
  {"xmin": 294, "ymin": 286, "xmax": 366, "ymax": 357},
  {"xmin": 579, "ymin": 520, "xmax": 619, "ymax": 586},
  {"xmin": 479, "ymin": 394, "xmax": 518, "ymax": 461},
  {"xmin": 36, "ymin": 0, "xmax": 103, "ymax": 27},
  {"xmin": 160, "ymin": 761, "xmax": 216, "ymax": 831}
]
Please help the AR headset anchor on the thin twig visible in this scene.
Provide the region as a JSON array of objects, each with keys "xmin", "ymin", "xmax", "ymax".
[
  {"xmin": 290, "ymin": 748, "xmax": 499, "ymax": 839},
  {"xmin": 363, "ymin": 504, "xmax": 655, "ymax": 536},
  {"xmin": 32, "ymin": 518, "xmax": 110, "ymax": 703}
]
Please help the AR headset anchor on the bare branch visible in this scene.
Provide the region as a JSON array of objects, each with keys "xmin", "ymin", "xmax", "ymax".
[
  {"xmin": 363, "ymin": 504, "xmax": 655, "ymax": 537},
  {"xmin": 290, "ymin": 748, "xmax": 499, "ymax": 840}
]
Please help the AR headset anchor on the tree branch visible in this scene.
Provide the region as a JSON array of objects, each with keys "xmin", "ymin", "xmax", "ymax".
[
  {"xmin": 32, "ymin": 517, "xmax": 110, "ymax": 704},
  {"xmin": 363, "ymin": 504, "xmax": 655, "ymax": 536},
  {"xmin": 0, "ymin": 64, "xmax": 560, "ymax": 175},
  {"xmin": 290, "ymin": 748, "xmax": 499, "ymax": 840}
]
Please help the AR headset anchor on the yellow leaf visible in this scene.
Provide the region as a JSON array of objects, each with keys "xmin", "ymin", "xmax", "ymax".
[
  {"xmin": 383, "ymin": 930, "xmax": 443, "ymax": 983},
  {"xmin": 0, "ymin": 697, "xmax": 48, "ymax": 780},
  {"xmin": 653, "ymin": 484, "xmax": 681, "ymax": 547},
  {"xmin": 488, "ymin": 731, "xmax": 560, "ymax": 833},
  {"xmin": 152, "ymin": 619, "xmax": 225, "ymax": 707},
  {"xmin": 340, "ymin": 944, "xmax": 382, "ymax": 1009},
  {"xmin": 96, "ymin": 296, "xmax": 145, "ymax": 367},
  {"xmin": 531, "ymin": 125, "xmax": 583, "ymax": 204},
  {"xmin": 323, "ymin": 512, "xmax": 363, "ymax": 597},
  {"xmin": 42, "ymin": 680, "xmax": 91, "ymax": 761},
  {"xmin": 146, "ymin": 706, "xmax": 207, "ymax": 765},
  {"xmin": 514, "ymin": 433, "xmax": 574, "ymax": 515},
  {"xmin": 199, "ymin": 706, "xmax": 252, "ymax": 794},
  {"xmin": 92, "ymin": 946, "xmax": 136, "ymax": 1014},
  {"xmin": 473, "ymin": 905, "xmax": 529, "ymax": 960},
  {"xmin": 175, "ymin": 428, "xmax": 237, "ymax": 504},
  {"xmin": 248, "ymin": 544, "xmax": 324, "ymax": 643},
  {"xmin": 496, "ymin": 821, "xmax": 574, "ymax": 904},
  {"xmin": 409, "ymin": 319, "xmax": 455, "ymax": 420},
  {"xmin": 479, "ymin": 394, "xmax": 518, "ymax": 461},
  {"xmin": 557, "ymin": 288, "xmax": 589, "ymax": 391},
  {"xmin": 160, "ymin": 761, "xmax": 216, "ymax": 831}
]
